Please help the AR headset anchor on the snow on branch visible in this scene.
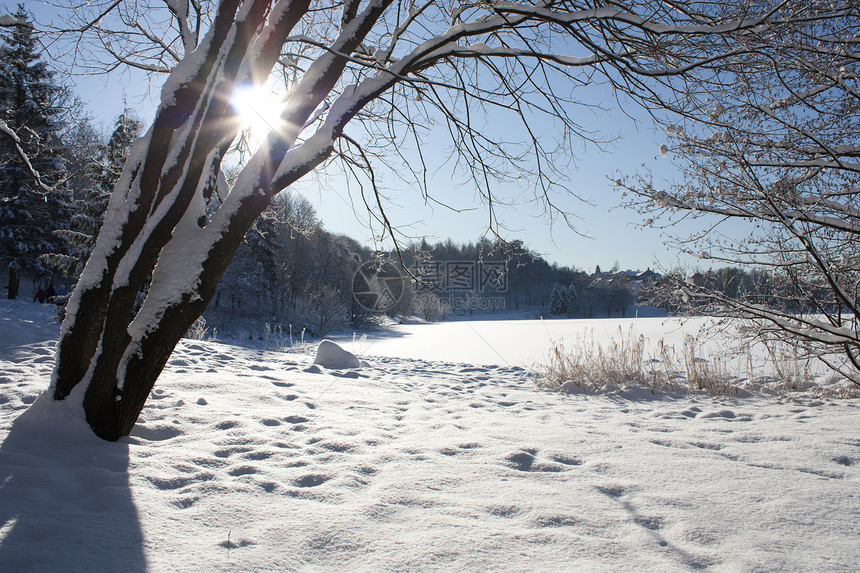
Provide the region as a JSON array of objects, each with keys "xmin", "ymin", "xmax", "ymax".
[
  {"xmin": 0, "ymin": 14, "xmax": 29, "ymax": 27},
  {"xmin": 0, "ymin": 120, "xmax": 58, "ymax": 194}
]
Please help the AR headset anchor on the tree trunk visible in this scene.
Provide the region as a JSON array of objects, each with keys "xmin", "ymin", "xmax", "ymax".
[
  {"xmin": 7, "ymin": 267, "xmax": 18, "ymax": 300},
  {"xmin": 78, "ymin": 192, "xmax": 264, "ymax": 440},
  {"xmin": 50, "ymin": 0, "xmax": 413, "ymax": 440}
]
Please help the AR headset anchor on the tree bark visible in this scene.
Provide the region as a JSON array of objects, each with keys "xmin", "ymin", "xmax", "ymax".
[{"xmin": 6, "ymin": 267, "xmax": 18, "ymax": 300}]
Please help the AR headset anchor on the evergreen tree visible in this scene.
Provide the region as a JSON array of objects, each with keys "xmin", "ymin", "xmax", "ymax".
[
  {"xmin": 566, "ymin": 283, "xmax": 579, "ymax": 317},
  {"xmin": 92, "ymin": 108, "xmax": 142, "ymax": 195},
  {"xmin": 0, "ymin": 5, "xmax": 71, "ymax": 298},
  {"xmin": 549, "ymin": 284, "xmax": 567, "ymax": 316},
  {"xmin": 46, "ymin": 109, "xmax": 142, "ymax": 278}
]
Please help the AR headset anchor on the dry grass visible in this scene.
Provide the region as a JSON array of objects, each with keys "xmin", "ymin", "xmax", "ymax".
[
  {"xmin": 682, "ymin": 334, "xmax": 735, "ymax": 397},
  {"xmin": 531, "ymin": 325, "xmax": 851, "ymax": 398},
  {"xmin": 532, "ymin": 326, "xmax": 685, "ymax": 395},
  {"xmin": 184, "ymin": 316, "xmax": 216, "ymax": 341}
]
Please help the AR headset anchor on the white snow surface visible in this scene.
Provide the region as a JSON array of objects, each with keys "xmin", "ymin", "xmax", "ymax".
[
  {"xmin": 0, "ymin": 300, "xmax": 858, "ymax": 571},
  {"xmin": 332, "ymin": 313, "xmax": 735, "ymax": 369}
]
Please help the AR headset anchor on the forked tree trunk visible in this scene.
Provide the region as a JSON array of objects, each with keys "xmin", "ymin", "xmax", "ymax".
[
  {"xmin": 51, "ymin": 0, "xmax": 297, "ymax": 440},
  {"xmin": 50, "ymin": 0, "xmax": 384, "ymax": 440},
  {"xmin": 73, "ymin": 205, "xmax": 260, "ymax": 440}
]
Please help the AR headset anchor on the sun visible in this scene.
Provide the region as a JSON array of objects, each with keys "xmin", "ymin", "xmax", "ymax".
[{"xmin": 229, "ymin": 84, "xmax": 285, "ymax": 144}]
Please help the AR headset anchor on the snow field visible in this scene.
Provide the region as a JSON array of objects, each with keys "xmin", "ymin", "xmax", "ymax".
[{"xmin": 0, "ymin": 300, "xmax": 858, "ymax": 571}]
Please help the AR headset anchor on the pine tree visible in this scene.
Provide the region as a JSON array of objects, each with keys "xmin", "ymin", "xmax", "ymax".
[
  {"xmin": 550, "ymin": 284, "xmax": 567, "ymax": 316},
  {"xmin": 0, "ymin": 5, "xmax": 71, "ymax": 298},
  {"xmin": 566, "ymin": 283, "xmax": 579, "ymax": 317},
  {"xmin": 47, "ymin": 109, "xmax": 142, "ymax": 278},
  {"xmin": 93, "ymin": 108, "xmax": 142, "ymax": 196}
]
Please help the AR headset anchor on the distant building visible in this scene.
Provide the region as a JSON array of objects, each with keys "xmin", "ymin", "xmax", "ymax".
[
  {"xmin": 636, "ymin": 268, "xmax": 661, "ymax": 283},
  {"xmin": 686, "ymin": 272, "xmax": 705, "ymax": 287}
]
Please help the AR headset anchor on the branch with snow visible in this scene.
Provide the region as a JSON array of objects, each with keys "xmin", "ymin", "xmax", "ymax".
[{"xmin": 0, "ymin": 120, "xmax": 58, "ymax": 194}]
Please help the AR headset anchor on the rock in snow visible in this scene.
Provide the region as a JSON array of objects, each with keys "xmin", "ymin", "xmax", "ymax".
[{"xmin": 313, "ymin": 340, "xmax": 361, "ymax": 369}]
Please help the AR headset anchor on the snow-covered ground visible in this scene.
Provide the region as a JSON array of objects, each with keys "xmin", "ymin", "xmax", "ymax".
[{"xmin": 0, "ymin": 299, "xmax": 858, "ymax": 572}]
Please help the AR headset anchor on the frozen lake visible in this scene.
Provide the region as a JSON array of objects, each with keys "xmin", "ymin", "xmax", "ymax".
[{"xmin": 340, "ymin": 315, "xmax": 726, "ymax": 368}]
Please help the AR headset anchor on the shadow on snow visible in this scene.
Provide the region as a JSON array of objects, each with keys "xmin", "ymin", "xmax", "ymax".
[{"xmin": 0, "ymin": 398, "xmax": 147, "ymax": 572}]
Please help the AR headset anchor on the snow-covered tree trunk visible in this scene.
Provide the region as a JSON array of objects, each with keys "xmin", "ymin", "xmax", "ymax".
[{"xmin": 52, "ymin": 0, "xmax": 326, "ymax": 439}]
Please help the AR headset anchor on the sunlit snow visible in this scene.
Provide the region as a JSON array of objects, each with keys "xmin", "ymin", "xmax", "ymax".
[{"xmin": 0, "ymin": 299, "xmax": 857, "ymax": 571}]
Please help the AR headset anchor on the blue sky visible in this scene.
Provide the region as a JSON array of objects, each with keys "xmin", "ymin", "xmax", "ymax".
[{"xmin": 22, "ymin": 0, "xmax": 695, "ymax": 274}]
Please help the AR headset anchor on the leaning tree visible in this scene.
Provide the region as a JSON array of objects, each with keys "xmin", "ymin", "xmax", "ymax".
[
  {"xmin": 40, "ymin": 0, "xmax": 819, "ymax": 440},
  {"xmin": 618, "ymin": 0, "xmax": 860, "ymax": 384}
]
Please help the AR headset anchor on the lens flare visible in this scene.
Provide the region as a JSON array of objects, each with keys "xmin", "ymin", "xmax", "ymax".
[{"xmin": 230, "ymin": 84, "xmax": 284, "ymax": 144}]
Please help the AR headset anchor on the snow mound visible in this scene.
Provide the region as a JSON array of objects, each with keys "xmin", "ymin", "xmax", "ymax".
[{"xmin": 313, "ymin": 340, "xmax": 361, "ymax": 369}]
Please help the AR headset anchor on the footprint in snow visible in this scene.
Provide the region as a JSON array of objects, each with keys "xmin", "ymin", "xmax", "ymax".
[
  {"xmin": 227, "ymin": 465, "xmax": 260, "ymax": 477},
  {"xmin": 316, "ymin": 441, "xmax": 358, "ymax": 454},
  {"xmin": 533, "ymin": 515, "xmax": 579, "ymax": 528},
  {"xmin": 214, "ymin": 446, "xmax": 254, "ymax": 459},
  {"xmin": 487, "ymin": 505, "xmax": 521, "ymax": 518},
  {"xmin": 332, "ymin": 370, "xmax": 361, "ymax": 379},
  {"xmin": 699, "ymin": 409, "xmax": 736, "ymax": 419},
  {"xmin": 439, "ymin": 443, "xmax": 482, "ymax": 457},
  {"xmin": 635, "ymin": 515, "xmax": 665, "ymax": 531},
  {"xmin": 147, "ymin": 472, "xmax": 214, "ymax": 490},
  {"xmin": 680, "ymin": 406, "xmax": 702, "ymax": 418},
  {"xmin": 690, "ymin": 441, "xmax": 723, "ymax": 451},
  {"xmin": 596, "ymin": 485, "xmax": 626, "ymax": 498},
  {"xmin": 504, "ymin": 448, "xmax": 572, "ymax": 473},
  {"xmin": 172, "ymin": 497, "xmax": 198, "ymax": 509},
  {"xmin": 549, "ymin": 453, "xmax": 583, "ymax": 466},
  {"xmin": 218, "ymin": 537, "xmax": 255, "ymax": 549},
  {"xmin": 293, "ymin": 474, "xmax": 330, "ymax": 488}
]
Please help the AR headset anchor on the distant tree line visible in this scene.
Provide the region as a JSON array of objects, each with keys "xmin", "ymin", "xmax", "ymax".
[
  {"xmin": 642, "ymin": 266, "xmax": 847, "ymax": 318},
  {"xmin": 207, "ymin": 229, "xmax": 665, "ymax": 335},
  {"xmin": 381, "ymin": 240, "xmax": 649, "ymax": 321},
  {"xmin": 204, "ymin": 191, "xmax": 375, "ymax": 337}
]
